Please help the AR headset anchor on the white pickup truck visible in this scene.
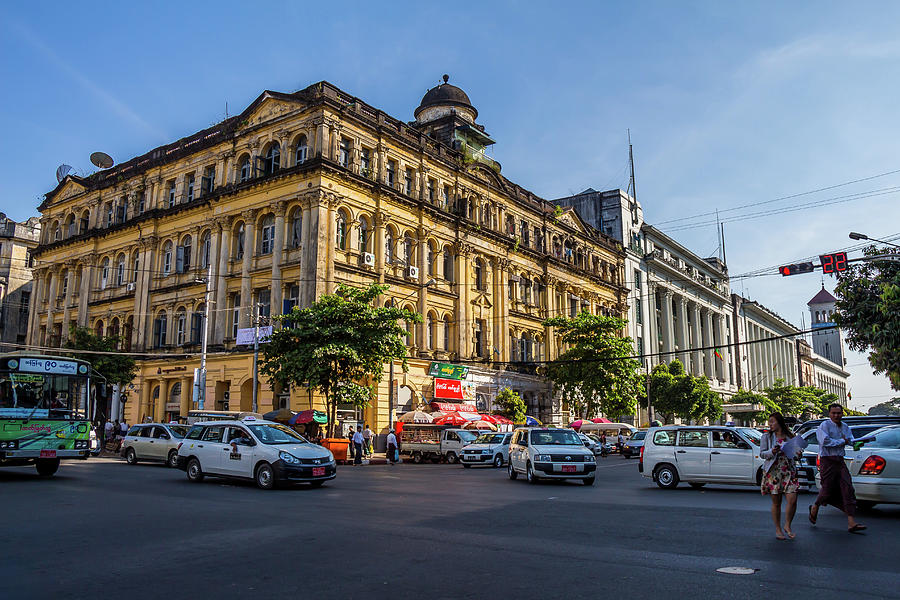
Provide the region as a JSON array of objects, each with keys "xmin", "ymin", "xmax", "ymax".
[{"xmin": 400, "ymin": 427, "xmax": 478, "ymax": 464}]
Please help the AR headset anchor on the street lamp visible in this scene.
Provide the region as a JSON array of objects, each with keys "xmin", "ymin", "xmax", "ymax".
[
  {"xmin": 388, "ymin": 278, "xmax": 436, "ymax": 430},
  {"xmin": 849, "ymin": 232, "xmax": 900, "ymax": 249}
]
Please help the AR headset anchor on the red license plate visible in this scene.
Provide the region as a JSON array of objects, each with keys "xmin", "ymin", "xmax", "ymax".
[
  {"xmin": 40, "ymin": 450, "xmax": 57, "ymax": 458},
  {"xmin": 561, "ymin": 465, "xmax": 576, "ymax": 473},
  {"xmin": 312, "ymin": 467, "xmax": 325, "ymax": 476}
]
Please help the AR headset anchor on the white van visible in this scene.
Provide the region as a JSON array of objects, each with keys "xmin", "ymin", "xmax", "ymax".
[
  {"xmin": 639, "ymin": 426, "xmax": 764, "ymax": 489},
  {"xmin": 176, "ymin": 418, "xmax": 335, "ymax": 489}
]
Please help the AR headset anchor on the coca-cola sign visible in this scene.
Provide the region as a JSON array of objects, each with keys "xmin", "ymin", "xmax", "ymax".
[
  {"xmin": 433, "ymin": 379, "xmax": 464, "ymax": 400},
  {"xmin": 431, "ymin": 401, "xmax": 477, "ymax": 413}
]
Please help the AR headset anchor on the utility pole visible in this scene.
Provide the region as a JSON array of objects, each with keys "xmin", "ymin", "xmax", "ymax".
[
  {"xmin": 252, "ymin": 302, "xmax": 260, "ymax": 413},
  {"xmin": 198, "ymin": 264, "xmax": 212, "ymax": 410}
]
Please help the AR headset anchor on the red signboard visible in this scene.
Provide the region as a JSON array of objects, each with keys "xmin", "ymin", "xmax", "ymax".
[
  {"xmin": 431, "ymin": 401, "xmax": 477, "ymax": 413},
  {"xmin": 432, "ymin": 380, "xmax": 464, "ymax": 401}
]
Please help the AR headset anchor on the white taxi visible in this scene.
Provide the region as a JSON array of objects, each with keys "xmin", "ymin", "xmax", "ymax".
[{"xmin": 176, "ymin": 418, "xmax": 336, "ymax": 489}]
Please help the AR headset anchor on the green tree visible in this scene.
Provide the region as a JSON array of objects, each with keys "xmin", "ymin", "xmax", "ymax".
[
  {"xmin": 260, "ymin": 283, "xmax": 420, "ymax": 437},
  {"xmin": 648, "ymin": 360, "xmax": 723, "ymax": 423},
  {"xmin": 495, "ymin": 387, "xmax": 526, "ymax": 423},
  {"xmin": 64, "ymin": 325, "xmax": 138, "ymax": 417},
  {"xmin": 543, "ymin": 312, "xmax": 642, "ymax": 420},
  {"xmin": 833, "ymin": 246, "xmax": 900, "ymax": 390},
  {"xmin": 764, "ymin": 378, "xmax": 811, "ymax": 418},
  {"xmin": 801, "ymin": 386, "xmax": 840, "ymax": 416},
  {"xmin": 731, "ymin": 388, "xmax": 778, "ymax": 424},
  {"xmin": 867, "ymin": 398, "xmax": 900, "ymax": 416}
]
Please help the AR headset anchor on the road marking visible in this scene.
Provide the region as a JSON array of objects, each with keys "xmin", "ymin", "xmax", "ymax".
[{"xmin": 716, "ymin": 567, "xmax": 758, "ymax": 575}]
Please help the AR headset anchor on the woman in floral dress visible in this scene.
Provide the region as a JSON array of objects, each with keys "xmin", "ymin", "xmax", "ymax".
[{"xmin": 760, "ymin": 412, "xmax": 800, "ymax": 539}]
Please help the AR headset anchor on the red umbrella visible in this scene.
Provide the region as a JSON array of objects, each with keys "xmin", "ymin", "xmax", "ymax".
[
  {"xmin": 479, "ymin": 415, "xmax": 501, "ymax": 424},
  {"xmin": 490, "ymin": 415, "xmax": 514, "ymax": 425},
  {"xmin": 591, "ymin": 417, "xmax": 612, "ymax": 424},
  {"xmin": 434, "ymin": 412, "xmax": 468, "ymax": 427},
  {"xmin": 570, "ymin": 419, "xmax": 590, "ymax": 430}
]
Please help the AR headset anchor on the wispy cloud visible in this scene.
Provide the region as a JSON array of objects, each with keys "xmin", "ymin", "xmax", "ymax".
[{"xmin": 10, "ymin": 21, "xmax": 167, "ymax": 141}]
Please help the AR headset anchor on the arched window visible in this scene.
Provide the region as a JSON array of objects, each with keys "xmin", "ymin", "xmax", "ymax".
[
  {"xmin": 131, "ymin": 252, "xmax": 140, "ymax": 283},
  {"xmin": 335, "ymin": 210, "xmax": 348, "ymax": 250},
  {"xmin": 181, "ymin": 235, "xmax": 192, "ymax": 272},
  {"xmin": 443, "ymin": 315, "xmax": 451, "ymax": 351},
  {"xmin": 100, "ymin": 257, "xmax": 110, "ymax": 289},
  {"xmin": 260, "ymin": 215, "xmax": 275, "ymax": 255},
  {"xmin": 116, "ymin": 254, "xmax": 126, "ymax": 286},
  {"xmin": 108, "ymin": 318, "xmax": 120, "ymax": 344},
  {"xmin": 522, "ymin": 277, "xmax": 531, "ymax": 304},
  {"xmin": 427, "ymin": 241, "xmax": 436, "ymax": 277},
  {"xmin": 94, "ymin": 320, "xmax": 104, "ymax": 337},
  {"xmin": 200, "ymin": 231, "xmax": 211, "ymax": 269},
  {"xmin": 264, "ymin": 143, "xmax": 280, "ymax": 175},
  {"xmin": 162, "ymin": 241, "xmax": 173, "ymax": 276},
  {"xmin": 239, "ymin": 155, "xmax": 252, "ymax": 182},
  {"xmin": 169, "ymin": 382, "xmax": 182, "ymax": 411},
  {"xmin": 474, "ymin": 259, "xmax": 485, "ymax": 291},
  {"xmin": 79, "ymin": 211, "xmax": 90, "ymax": 234},
  {"xmin": 295, "ymin": 135, "xmax": 308, "ymax": 165},
  {"xmin": 404, "ymin": 304, "xmax": 416, "ymax": 347},
  {"xmin": 60, "ymin": 269, "xmax": 69, "ymax": 297},
  {"xmin": 290, "ymin": 207, "xmax": 302, "ymax": 248},
  {"xmin": 404, "ymin": 233, "xmax": 414, "ymax": 264},
  {"xmin": 53, "ymin": 220, "xmax": 61, "ymax": 241},
  {"xmin": 385, "ymin": 229, "xmax": 394, "ymax": 264},
  {"xmin": 175, "ymin": 308, "xmax": 187, "ymax": 345},
  {"xmin": 427, "ymin": 314, "xmax": 435, "ymax": 349},
  {"xmin": 443, "ymin": 247, "xmax": 454, "ymax": 282},
  {"xmin": 235, "ymin": 223, "xmax": 245, "ymax": 259},
  {"xmin": 359, "ymin": 216, "xmax": 370, "ymax": 253},
  {"xmin": 64, "ymin": 214, "xmax": 75, "ymax": 238}
]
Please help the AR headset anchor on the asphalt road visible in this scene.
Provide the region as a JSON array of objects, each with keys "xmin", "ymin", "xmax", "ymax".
[{"xmin": 3, "ymin": 455, "xmax": 900, "ymax": 600}]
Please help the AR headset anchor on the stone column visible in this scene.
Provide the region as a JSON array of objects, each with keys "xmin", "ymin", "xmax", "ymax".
[
  {"xmin": 455, "ymin": 243, "xmax": 471, "ymax": 357},
  {"xmin": 542, "ymin": 275, "xmax": 555, "ymax": 361},
  {"xmin": 675, "ymin": 296, "xmax": 690, "ymax": 368},
  {"xmin": 323, "ymin": 196, "xmax": 336, "ymax": 295},
  {"xmin": 140, "ymin": 379, "xmax": 154, "ymax": 422},
  {"xmin": 45, "ymin": 267, "xmax": 58, "ymax": 339},
  {"xmin": 134, "ymin": 238, "xmax": 156, "ymax": 350},
  {"xmin": 660, "ymin": 289, "xmax": 675, "ymax": 362},
  {"xmin": 214, "ymin": 219, "xmax": 232, "ymax": 344},
  {"xmin": 416, "ymin": 226, "xmax": 427, "ymax": 350},
  {"xmin": 61, "ymin": 262, "xmax": 75, "ymax": 341},
  {"xmin": 271, "ymin": 200, "xmax": 287, "ymax": 318},
  {"xmin": 239, "ymin": 209, "xmax": 257, "ymax": 328},
  {"xmin": 718, "ymin": 314, "xmax": 731, "ymax": 385},
  {"xmin": 156, "ymin": 379, "xmax": 170, "ymax": 422},
  {"xmin": 691, "ymin": 303, "xmax": 703, "ymax": 377},
  {"xmin": 702, "ymin": 309, "xmax": 714, "ymax": 379},
  {"xmin": 374, "ymin": 210, "xmax": 386, "ymax": 287},
  {"xmin": 77, "ymin": 258, "xmax": 94, "ymax": 327},
  {"xmin": 206, "ymin": 219, "xmax": 222, "ymax": 339},
  {"xmin": 26, "ymin": 270, "xmax": 43, "ymax": 346}
]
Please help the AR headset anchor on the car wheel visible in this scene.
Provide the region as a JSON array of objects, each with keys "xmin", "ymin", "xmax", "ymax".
[
  {"xmin": 857, "ymin": 500, "xmax": 878, "ymax": 511},
  {"xmin": 583, "ymin": 475, "xmax": 595, "ymax": 486},
  {"xmin": 508, "ymin": 460, "xmax": 518, "ymax": 480},
  {"xmin": 655, "ymin": 464, "xmax": 679, "ymax": 489},
  {"xmin": 255, "ymin": 462, "xmax": 275, "ymax": 490},
  {"xmin": 125, "ymin": 448, "xmax": 138, "ymax": 465},
  {"xmin": 446, "ymin": 452, "xmax": 458, "ymax": 464},
  {"xmin": 35, "ymin": 458, "xmax": 60, "ymax": 477},
  {"xmin": 689, "ymin": 482, "xmax": 706, "ymax": 489},
  {"xmin": 186, "ymin": 458, "xmax": 204, "ymax": 483},
  {"xmin": 463, "ymin": 463, "xmax": 471, "ymax": 468},
  {"xmin": 526, "ymin": 461, "xmax": 538, "ymax": 484},
  {"xmin": 167, "ymin": 450, "xmax": 178, "ymax": 469},
  {"xmin": 493, "ymin": 454, "xmax": 504, "ymax": 468},
  {"xmin": 412, "ymin": 452, "xmax": 423, "ymax": 464}
]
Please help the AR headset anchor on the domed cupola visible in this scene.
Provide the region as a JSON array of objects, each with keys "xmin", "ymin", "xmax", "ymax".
[{"xmin": 414, "ymin": 74, "xmax": 478, "ymax": 125}]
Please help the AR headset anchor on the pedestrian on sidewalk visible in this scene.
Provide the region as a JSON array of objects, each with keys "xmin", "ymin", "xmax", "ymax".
[
  {"xmin": 352, "ymin": 428, "xmax": 365, "ymax": 465},
  {"xmin": 809, "ymin": 404, "xmax": 868, "ymax": 533},
  {"xmin": 616, "ymin": 432, "xmax": 625, "ymax": 454},
  {"xmin": 363, "ymin": 424, "xmax": 373, "ymax": 456},
  {"xmin": 760, "ymin": 412, "xmax": 800, "ymax": 540},
  {"xmin": 386, "ymin": 429, "xmax": 398, "ymax": 465},
  {"xmin": 347, "ymin": 427, "xmax": 356, "ymax": 461},
  {"xmin": 103, "ymin": 420, "xmax": 113, "ymax": 446}
]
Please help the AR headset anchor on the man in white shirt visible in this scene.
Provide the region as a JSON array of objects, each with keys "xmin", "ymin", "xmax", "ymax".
[
  {"xmin": 103, "ymin": 420, "xmax": 114, "ymax": 444},
  {"xmin": 809, "ymin": 403, "xmax": 866, "ymax": 532},
  {"xmin": 363, "ymin": 424, "xmax": 373, "ymax": 457},
  {"xmin": 351, "ymin": 428, "xmax": 365, "ymax": 465},
  {"xmin": 386, "ymin": 430, "xmax": 398, "ymax": 465}
]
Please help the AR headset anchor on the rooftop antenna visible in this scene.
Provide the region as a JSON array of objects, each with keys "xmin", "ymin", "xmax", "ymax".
[
  {"xmin": 627, "ymin": 129, "xmax": 637, "ymax": 201},
  {"xmin": 55, "ymin": 164, "xmax": 73, "ymax": 183},
  {"xmin": 89, "ymin": 152, "xmax": 114, "ymax": 169}
]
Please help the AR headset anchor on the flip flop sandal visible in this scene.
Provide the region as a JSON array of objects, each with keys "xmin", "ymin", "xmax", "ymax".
[
  {"xmin": 848, "ymin": 524, "xmax": 867, "ymax": 533},
  {"xmin": 808, "ymin": 505, "xmax": 817, "ymax": 525}
]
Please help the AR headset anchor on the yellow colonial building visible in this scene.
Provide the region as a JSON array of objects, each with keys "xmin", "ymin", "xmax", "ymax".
[{"xmin": 30, "ymin": 77, "xmax": 627, "ymax": 432}]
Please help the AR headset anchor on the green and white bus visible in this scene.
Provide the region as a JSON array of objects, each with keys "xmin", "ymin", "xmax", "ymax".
[{"xmin": 0, "ymin": 352, "xmax": 97, "ymax": 476}]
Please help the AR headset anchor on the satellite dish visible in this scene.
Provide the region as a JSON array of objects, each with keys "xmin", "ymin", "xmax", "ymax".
[
  {"xmin": 56, "ymin": 164, "xmax": 73, "ymax": 183},
  {"xmin": 90, "ymin": 152, "xmax": 114, "ymax": 169}
]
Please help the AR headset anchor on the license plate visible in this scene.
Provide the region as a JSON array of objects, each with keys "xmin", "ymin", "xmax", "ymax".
[
  {"xmin": 464, "ymin": 455, "xmax": 476, "ymax": 460},
  {"xmin": 40, "ymin": 450, "xmax": 57, "ymax": 458},
  {"xmin": 312, "ymin": 467, "xmax": 325, "ymax": 476},
  {"xmin": 561, "ymin": 465, "xmax": 576, "ymax": 473}
]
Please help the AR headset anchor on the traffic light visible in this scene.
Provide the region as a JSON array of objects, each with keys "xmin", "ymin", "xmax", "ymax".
[
  {"xmin": 820, "ymin": 252, "xmax": 848, "ymax": 274},
  {"xmin": 779, "ymin": 262, "xmax": 815, "ymax": 276}
]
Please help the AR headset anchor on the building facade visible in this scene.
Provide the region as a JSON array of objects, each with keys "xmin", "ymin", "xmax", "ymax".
[
  {"xmin": 731, "ymin": 294, "xmax": 800, "ymax": 391},
  {"xmin": 808, "ymin": 286, "xmax": 846, "ymax": 368},
  {"xmin": 30, "ymin": 78, "xmax": 626, "ymax": 430},
  {"xmin": 554, "ymin": 188, "xmax": 737, "ymax": 425},
  {"xmin": 0, "ymin": 216, "xmax": 40, "ymax": 351}
]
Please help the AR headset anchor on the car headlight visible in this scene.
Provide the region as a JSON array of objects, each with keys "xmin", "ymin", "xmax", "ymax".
[
  {"xmin": 279, "ymin": 451, "xmax": 300, "ymax": 464},
  {"xmin": 537, "ymin": 454, "xmax": 552, "ymax": 462}
]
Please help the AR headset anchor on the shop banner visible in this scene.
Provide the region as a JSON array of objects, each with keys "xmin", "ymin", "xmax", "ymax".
[
  {"xmin": 427, "ymin": 362, "xmax": 469, "ymax": 380},
  {"xmin": 433, "ymin": 380, "xmax": 464, "ymax": 401},
  {"xmin": 431, "ymin": 401, "xmax": 477, "ymax": 413},
  {"xmin": 236, "ymin": 326, "xmax": 273, "ymax": 345}
]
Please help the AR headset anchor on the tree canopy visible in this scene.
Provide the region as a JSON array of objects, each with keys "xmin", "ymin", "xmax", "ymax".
[
  {"xmin": 834, "ymin": 245, "xmax": 900, "ymax": 390},
  {"xmin": 495, "ymin": 387, "xmax": 526, "ymax": 423},
  {"xmin": 64, "ymin": 326, "xmax": 138, "ymax": 418},
  {"xmin": 647, "ymin": 360, "xmax": 723, "ymax": 424},
  {"xmin": 868, "ymin": 398, "xmax": 900, "ymax": 416},
  {"xmin": 260, "ymin": 283, "xmax": 420, "ymax": 436},
  {"xmin": 543, "ymin": 312, "xmax": 642, "ymax": 420}
]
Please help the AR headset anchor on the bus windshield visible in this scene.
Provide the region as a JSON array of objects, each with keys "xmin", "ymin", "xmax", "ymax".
[{"xmin": 0, "ymin": 356, "xmax": 91, "ymax": 420}]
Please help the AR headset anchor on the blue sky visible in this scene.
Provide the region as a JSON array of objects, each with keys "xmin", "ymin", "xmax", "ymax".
[{"xmin": 2, "ymin": 1, "xmax": 898, "ymax": 408}]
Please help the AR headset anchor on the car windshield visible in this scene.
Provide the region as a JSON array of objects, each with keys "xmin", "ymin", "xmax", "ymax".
[
  {"xmin": 474, "ymin": 433, "xmax": 505, "ymax": 444},
  {"xmin": 531, "ymin": 430, "xmax": 583, "ymax": 446},
  {"xmin": 248, "ymin": 424, "xmax": 308, "ymax": 445},
  {"xmin": 458, "ymin": 431, "xmax": 477, "ymax": 443},
  {"xmin": 168, "ymin": 426, "xmax": 189, "ymax": 439},
  {"xmin": 631, "ymin": 431, "xmax": 646, "ymax": 441},
  {"xmin": 738, "ymin": 428, "xmax": 762, "ymax": 446}
]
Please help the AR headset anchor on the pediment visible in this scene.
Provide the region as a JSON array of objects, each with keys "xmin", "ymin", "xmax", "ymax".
[
  {"xmin": 556, "ymin": 207, "xmax": 589, "ymax": 234},
  {"xmin": 46, "ymin": 177, "xmax": 87, "ymax": 206},
  {"xmin": 240, "ymin": 93, "xmax": 306, "ymax": 128},
  {"xmin": 466, "ymin": 163, "xmax": 506, "ymax": 191}
]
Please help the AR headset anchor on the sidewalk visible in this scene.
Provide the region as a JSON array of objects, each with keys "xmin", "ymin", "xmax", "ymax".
[{"xmin": 341, "ymin": 452, "xmax": 390, "ymax": 465}]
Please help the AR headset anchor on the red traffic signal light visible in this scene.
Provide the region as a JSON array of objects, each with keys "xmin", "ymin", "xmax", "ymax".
[
  {"xmin": 779, "ymin": 262, "xmax": 816, "ymax": 276},
  {"xmin": 820, "ymin": 252, "xmax": 848, "ymax": 274}
]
